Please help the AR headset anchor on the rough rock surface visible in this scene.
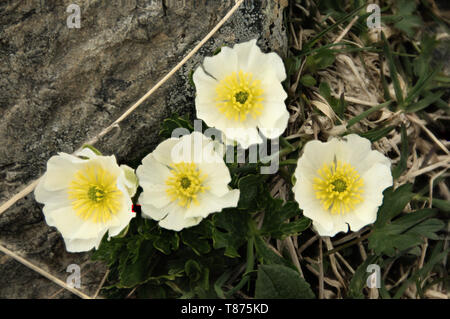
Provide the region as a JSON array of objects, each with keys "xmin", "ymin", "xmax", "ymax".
[{"xmin": 0, "ymin": 0, "xmax": 287, "ymax": 298}]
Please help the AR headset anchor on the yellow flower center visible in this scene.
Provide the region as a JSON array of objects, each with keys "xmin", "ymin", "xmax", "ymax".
[
  {"xmin": 165, "ymin": 162, "xmax": 209, "ymax": 208},
  {"xmin": 313, "ymin": 160, "xmax": 364, "ymax": 214},
  {"xmin": 215, "ymin": 70, "xmax": 264, "ymax": 122},
  {"xmin": 68, "ymin": 163, "xmax": 123, "ymax": 223}
]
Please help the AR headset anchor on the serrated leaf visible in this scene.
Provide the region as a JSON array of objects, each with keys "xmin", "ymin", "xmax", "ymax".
[
  {"xmin": 153, "ymin": 231, "xmax": 179, "ymax": 255},
  {"xmin": 118, "ymin": 240, "xmax": 155, "ymax": 288},
  {"xmin": 237, "ymin": 174, "xmax": 263, "ymax": 209},
  {"xmin": 159, "ymin": 114, "xmax": 193, "ymax": 139},
  {"xmin": 212, "ymin": 209, "xmax": 251, "ymax": 258},
  {"xmin": 181, "ymin": 223, "xmax": 212, "ymax": 256},
  {"xmin": 348, "ymin": 255, "xmax": 379, "ymax": 299},
  {"xmin": 260, "ymin": 200, "xmax": 310, "ymax": 239},
  {"xmin": 374, "ymin": 184, "xmax": 414, "ymax": 228},
  {"xmin": 369, "ymin": 209, "xmax": 443, "ymax": 256},
  {"xmin": 255, "ymin": 264, "xmax": 315, "ymax": 299},
  {"xmin": 254, "ymin": 236, "xmax": 295, "ymax": 269}
]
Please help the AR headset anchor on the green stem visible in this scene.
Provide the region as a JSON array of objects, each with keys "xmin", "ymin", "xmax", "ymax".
[
  {"xmin": 279, "ymin": 159, "xmax": 298, "ymax": 166},
  {"xmin": 225, "ymin": 232, "xmax": 255, "ymax": 298}
]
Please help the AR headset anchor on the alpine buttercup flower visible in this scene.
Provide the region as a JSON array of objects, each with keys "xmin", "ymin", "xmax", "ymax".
[
  {"xmin": 136, "ymin": 132, "xmax": 240, "ymax": 231},
  {"xmin": 293, "ymin": 134, "xmax": 393, "ymax": 237},
  {"xmin": 193, "ymin": 39, "xmax": 289, "ymax": 149},
  {"xmin": 34, "ymin": 148, "xmax": 138, "ymax": 252}
]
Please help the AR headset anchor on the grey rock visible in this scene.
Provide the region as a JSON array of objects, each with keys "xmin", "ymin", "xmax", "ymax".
[{"xmin": 0, "ymin": 0, "xmax": 287, "ymax": 298}]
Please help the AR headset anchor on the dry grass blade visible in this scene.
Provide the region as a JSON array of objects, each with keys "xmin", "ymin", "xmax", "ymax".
[{"xmin": 0, "ymin": 244, "xmax": 92, "ymax": 299}]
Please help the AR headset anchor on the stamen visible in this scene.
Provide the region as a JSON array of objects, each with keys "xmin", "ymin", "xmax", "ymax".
[
  {"xmin": 215, "ymin": 70, "xmax": 264, "ymax": 122},
  {"xmin": 68, "ymin": 163, "xmax": 122, "ymax": 223},
  {"xmin": 165, "ymin": 162, "xmax": 209, "ymax": 208},
  {"xmin": 313, "ymin": 160, "xmax": 364, "ymax": 215}
]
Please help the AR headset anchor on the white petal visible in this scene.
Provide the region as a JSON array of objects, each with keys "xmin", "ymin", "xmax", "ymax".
[
  {"xmin": 295, "ymin": 139, "xmax": 340, "ymax": 180},
  {"xmin": 150, "ymin": 138, "xmax": 184, "ymax": 165},
  {"xmin": 139, "ymin": 183, "xmax": 171, "ymax": 208},
  {"xmin": 258, "ymin": 103, "xmax": 289, "ymax": 139},
  {"xmin": 158, "ymin": 203, "xmax": 202, "ymax": 231},
  {"xmin": 222, "ymin": 126, "xmax": 263, "ymax": 149},
  {"xmin": 140, "ymin": 202, "xmax": 169, "ymax": 221},
  {"xmin": 265, "ymin": 52, "xmax": 287, "ymax": 82},
  {"xmin": 120, "ymin": 164, "xmax": 138, "ymax": 197},
  {"xmin": 42, "ymin": 155, "xmax": 79, "ymax": 191},
  {"xmin": 184, "ymin": 189, "xmax": 240, "ymax": 219},
  {"xmin": 203, "ymin": 46, "xmax": 238, "ymax": 80},
  {"xmin": 75, "ymin": 147, "xmax": 98, "ymax": 159},
  {"xmin": 35, "ymin": 181, "xmax": 67, "ymax": 207},
  {"xmin": 193, "ymin": 66, "xmax": 218, "ymax": 104},
  {"xmin": 95, "ymin": 155, "xmax": 122, "ymax": 178},
  {"xmin": 261, "ymin": 75, "xmax": 288, "ymax": 103},
  {"xmin": 361, "ymin": 162, "xmax": 393, "ymax": 207},
  {"xmin": 44, "ymin": 205, "xmax": 107, "ymax": 240},
  {"xmin": 293, "ymin": 177, "xmax": 334, "ymax": 232},
  {"xmin": 108, "ymin": 209, "xmax": 135, "ymax": 237},
  {"xmin": 343, "ymin": 203, "xmax": 378, "ymax": 232},
  {"xmin": 136, "ymin": 154, "xmax": 171, "ymax": 185},
  {"xmin": 234, "ymin": 39, "xmax": 261, "ymax": 71},
  {"xmin": 313, "ymin": 215, "xmax": 349, "ymax": 237},
  {"xmin": 234, "ymin": 40, "xmax": 286, "ymax": 82},
  {"xmin": 64, "ymin": 232, "xmax": 106, "ymax": 253},
  {"xmin": 199, "ymin": 163, "xmax": 232, "ymax": 197}
]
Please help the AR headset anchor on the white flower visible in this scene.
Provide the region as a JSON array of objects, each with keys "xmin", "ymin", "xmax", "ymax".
[
  {"xmin": 34, "ymin": 148, "xmax": 138, "ymax": 252},
  {"xmin": 136, "ymin": 132, "xmax": 240, "ymax": 231},
  {"xmin": 293, "ymin": 134, "xmax": 393, "ymax": 237},
  {"xmin": 193, "ymin": 39, "xmax": 289, "ymax": 149}
]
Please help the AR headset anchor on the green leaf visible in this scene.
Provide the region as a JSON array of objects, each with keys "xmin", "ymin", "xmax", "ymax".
[
  {"xmin": 347, "ymin": 255, "xmax": 379, "ymax": 298},
  {"xmin": 303, "ymin": 4, "xmax": 365, "ymax": 51},
  {"xmin": 212, "ymin": 209, "xmax": 251, "ymax": 258},
  {"xmin": 184, "ymin": 259, "xmax": 202, "ymax": 282},
  {"xmin": 255, "ymin": 264, "xmax": 315, "ymax": 299},
  {"xmin": 254, "ymin": 236, "xmax": 295, "ymax": 269},
  {"xmin": 405, "ymin": 90, "xmax": 444, "ymax": 113},
  {"xmin": 118, "ymin": 240, "xmax": 156, "ymax": 288},
  {"xmin": 359, "ymin": 125, "xmax": 395, "ymax": 142},
  {"xmin": 300, "ymin": 74, "xmax": 317, "ymax": 87},
  {"xmin": 346, "ymin": 101, "xmax": 392, "ymax": 128},
  {"xmin": 80, "ymin": 144, "xmax": 102, "ymax": 156},
  {"xmin": 260, "ymin": 199, "xmax": 311, "ymax": 239},
  {"xmin": 405, "ymin": 67, "xmax": 441, "ymax": 106},
  {"xmin": 315, "ymin": 49, "xmax": 336, "ymax": 69},
  {"xmin": 392, "ymin": 0, "xmax": 422, "ymax": 37},
  {"xmin": 181, "ymin": 222, "xmax": 212, "ymax": 255},
  {"xmin": 153, "ymin": 231, "xmax": 179, "ymax": 255},
  {"xmin": 374, "ymin": 184, "xmax": 414, "ymax": 228},
  {"xmin": 428, "ymin": 198, "xmax": 450, "ymax": 212},
  {"xmin": 393, "ymin": 242, "xmax": 448, "ymax": 298},
  {"xmin": 159, "ymin": 114, "xmax": 193, "ymax": 139},
  {"xmin": 237, "ymin": 174, "xmax": 263, "ymax": 209},
  {"xmin": 392, "ymin": 124, "xmax": 408, "ymax": 179},
  {"xmin": 369, "ymin": 209, "xmax": 443, "ymax": 256},
  {"xmin": 382, "ymin": 32, "xmax": 403, "ymax": 103}
]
